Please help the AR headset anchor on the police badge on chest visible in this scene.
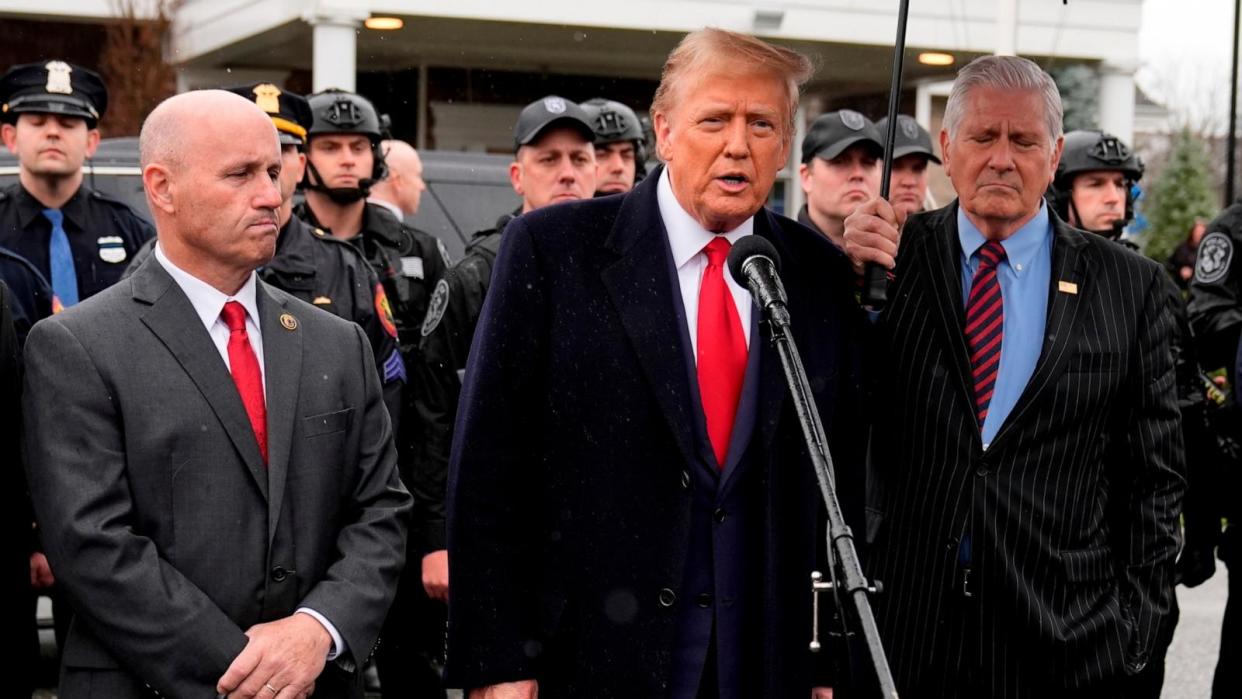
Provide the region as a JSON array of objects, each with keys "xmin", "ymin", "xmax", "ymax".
[{"xmin": 97, "ymin": 236, "xmax": 127, "ymax": 264}]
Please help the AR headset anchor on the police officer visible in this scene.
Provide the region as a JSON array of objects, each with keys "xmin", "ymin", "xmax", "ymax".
[
  {"xmin": 876, "ymin": 114, "xmax": 940, "ymax": 217},
  {"xmin": 0, "ymin": 61, "xmax": 153, "ymax": 311},
  {"xmin": 1047, "ymin": 128, "xmax": 1144, "ymax": 241},
  {"xmin": 1, "ymin": 59, "xmax": 154, "ymax": 671},
  {"xmin": 797, "ymin": 109, "xmax": 883, "ymax": 250},
  {"xmin": 581, "ymin": 97, "xmax": 647, "ymax": 195},
  {"xmin": 1187, "ymin": 190, "xmax": 1242, "ymax": 698},
  {"xmin": 294, "ymin": 89, "xmax": 447, "ymax": 349},
  {"xmin": 412, "ymin": 94, "xmax": 595, "ymax": 622},
  {"xmin": 1051, "ymin": 129, "xmax": 1201, "ymax": 699}
]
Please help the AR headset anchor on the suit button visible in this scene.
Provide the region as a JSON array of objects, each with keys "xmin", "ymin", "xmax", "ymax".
[
  {"xmin": 658, "ymin": 588, "xmax": 677, "ymax": 607},
  {"xmin": 270, "ymin": 565, "xmax": 290, "ymax": 582},
  {"xmin": 976, "ymin": 466, "xmax": 988, "ymax": 477},
  {"xmin": 714, "ymin": 508, "xmax": 727, "ymax": 523},
  {"xmin": 681, "ymin": 470, "xmax": 691, "ymax": 489},
  {"xmin": 695, "ymin": 592, "xmax": 713, "ymax": 608}
]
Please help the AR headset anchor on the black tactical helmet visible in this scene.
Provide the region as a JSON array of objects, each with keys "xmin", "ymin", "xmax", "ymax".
[
  {"xmin": 1046, "ymin": 129, "xmax": 1144, "ymax": 238},
  {"xmin": 303, "ymin": 88, "xmax": 387, "ymax": 200},
  {"xmin": 1054, "ymin": 129, "xmax": 1144, "ymax": 187},
  {"xmin": 582, "ymin": 98, "xmax": 648, "ymax": 179}
]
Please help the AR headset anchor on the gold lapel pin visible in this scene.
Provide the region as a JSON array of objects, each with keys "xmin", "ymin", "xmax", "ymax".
[
  {"xmin": 1058, "ymin": 281, "xmax": 1078, "ymax": 295},
  {"xmin": 280, "ymin": 313, "xmax": 298, "ymax": 330}
]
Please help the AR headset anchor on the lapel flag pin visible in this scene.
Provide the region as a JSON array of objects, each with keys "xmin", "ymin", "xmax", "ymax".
[
  {"xmin": 1058, "ymin": 281, "xmax": 1078, "ymax": 295},
  {"xmin": 280, "ymin": 313, "xmax": 298, "ymax": 330}
]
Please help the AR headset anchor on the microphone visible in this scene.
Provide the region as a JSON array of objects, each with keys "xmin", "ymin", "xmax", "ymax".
[{"xmin": 727, "ymin": 235, "xmax": 789, "ymax": 327}]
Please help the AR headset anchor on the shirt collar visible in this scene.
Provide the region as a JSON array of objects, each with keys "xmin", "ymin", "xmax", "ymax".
[
  {"xmin": 367, "ymin": 197, "xmax": 404, "ymax": 221},
  {"xmin": 957, "ymin": 201, "xmax": 1050, "ymax": 276},
  {"xmin": 154, "ymin": 243, "xmax": 260, "ymax": 333},
  {"xmin": 657, "ymin": 166, "xmax": 753, "ymax": 270},
  {"xmin": 15, "ymin": 183, "xmax": 87, "ymax": 230}
]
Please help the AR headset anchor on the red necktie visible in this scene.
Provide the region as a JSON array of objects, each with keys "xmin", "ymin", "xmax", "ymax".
[
  {"xmin": 221, "ymin": 301, "xmax": 268, "ymax": 464},
  {"xmin": 696, "ymin": 237, "xmax": 747, "ymax": 469},
  {"xmin": 965, "ymin": 240, "xmax": 1006, "ymax": 426}
]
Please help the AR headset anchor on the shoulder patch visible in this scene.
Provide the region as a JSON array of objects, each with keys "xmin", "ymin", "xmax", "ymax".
[
  {"xmin": 374, "ymin": 283, "xmax": 399, "ymax": 338},
  {"xmin": 421, "ymin": 278, "xmax": 450, "ymax": 337},
  {"xmin": 1196, "ymin": 231, "xmax": 1233, "ymax": 284}
]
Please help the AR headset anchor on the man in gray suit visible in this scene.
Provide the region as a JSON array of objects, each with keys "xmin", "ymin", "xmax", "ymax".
[{"xmin": 22, "ymin": 90, "xmax": 410, "ymax": 699}]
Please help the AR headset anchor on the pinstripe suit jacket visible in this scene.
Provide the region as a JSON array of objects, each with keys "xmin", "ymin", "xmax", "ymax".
[{"xmin": 867, "ymin": 203, "xmax": 1184, "ymax": 697}]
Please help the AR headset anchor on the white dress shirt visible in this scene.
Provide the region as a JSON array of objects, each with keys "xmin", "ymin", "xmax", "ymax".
[
  {"xmin": 152, "ymin": 244, "xmax": 345, "ymax": 660},
  {"xmin": 656, "ymin": 167, "xmax": 753, "ymax": 361}
]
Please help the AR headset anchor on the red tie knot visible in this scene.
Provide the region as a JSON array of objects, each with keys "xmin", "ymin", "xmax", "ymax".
[
  {"xmin": 221, "ymin": 300, "xmax": 248, "ymax": 333},
  {"xmin": 979, "ymin": 240, "xmax": 1007, "ymax": 267},
  {"xmin": 703, "ymin": 236, "xmax": 732, "ymax": 267}
]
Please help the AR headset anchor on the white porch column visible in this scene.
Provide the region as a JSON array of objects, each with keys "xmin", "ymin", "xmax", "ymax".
[
  {"xmin": 305, "ymin": 4, "xmax": 368, "ymax": 93},
  {"xmin": 1098, "ymin": 61, "xmax": 1137, "ymax": 142}
]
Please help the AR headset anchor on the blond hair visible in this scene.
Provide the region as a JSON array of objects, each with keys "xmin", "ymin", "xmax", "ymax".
[{"xmin": 652, "ymin": 28, "xmax": 813, "ymax": 138}]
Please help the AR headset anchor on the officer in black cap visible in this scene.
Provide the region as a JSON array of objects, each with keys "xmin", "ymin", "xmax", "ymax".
[
  {"xmin": 0, "ymin": 60, "xmax": 152, "ymax": 317},
  {"xmin": 409, "ymin": 95, "xmax": 594, "ymax": 670},
  {"xmin": 876, "ymin": 114, "xmax": 940, "ymax": 218},
  {"xmin": 797, "ymin": 109, "xmax": 883, "ymax": 250},
  {"xmin": 581, "ymin": 97, "xmax": 648, "ymax": 195},
  {"xmin": 125, "ymin": 83, "xmax": 405, "ymax": 424}
]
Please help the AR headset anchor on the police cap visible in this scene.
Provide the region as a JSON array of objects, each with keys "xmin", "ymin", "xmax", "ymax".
[
  {"xmin": 1, "ymin": 61, "xmax": 108, "ymax": 127},
  {"xmin": 876, "ymin": 114, "xmax": 941, "ymax": 164},
  {"xmin": 224, "ymin": 83, "xmax": 313, "ymax": 146},
  {"xmin": 514, "ymin": 96, "xmax": 595, "ymax": 152},
  {"xmin": 801, "ymin": 109, "xmax": 884, "ymax": 164}
]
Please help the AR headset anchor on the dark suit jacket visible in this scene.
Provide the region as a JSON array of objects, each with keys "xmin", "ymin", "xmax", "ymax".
[
  {"xmin": 444, "ymin": 169, "xmax": 867, "ymax": 697},
  {"xmin": 22, "ymin": 257, "xmax": 411, "ymax": 699},
  {"xmin": 868, "ymin": 203, "xmax": 1184, "ymax": 697}
]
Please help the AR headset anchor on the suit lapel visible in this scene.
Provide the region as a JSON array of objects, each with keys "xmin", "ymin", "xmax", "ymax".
[
  {"xmin": 922, "ymin": 205, "xmax": 977, "ymax": 419},
  {"xmin": 601, "ymin": 171, "xmax": 704, "ymax": 472},
  {"xmin": 132, "ymin": 258, "xmax": 269, "ymax": 500},
  {"xmin": 257, "ymin": 282, "xmax": 301, "ymax": 543},
  {"xmin": 989, "ymin": 217, "xmax": 1092, "ymax": 450}
]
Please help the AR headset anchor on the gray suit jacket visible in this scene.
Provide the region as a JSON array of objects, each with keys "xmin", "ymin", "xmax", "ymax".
[{"xmin": 23, "ymin": 256, "xmax": 411, "ymax": 699}]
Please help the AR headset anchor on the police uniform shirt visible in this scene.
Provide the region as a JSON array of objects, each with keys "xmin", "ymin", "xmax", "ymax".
[{"xmin": 0, "ymin": 182, "xmax": 153, "ymax": 302}]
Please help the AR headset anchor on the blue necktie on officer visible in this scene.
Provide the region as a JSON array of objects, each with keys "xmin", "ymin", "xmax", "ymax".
[{"xmin": 42, "ymin": 208, "xmax": 79, "ymax": 308}]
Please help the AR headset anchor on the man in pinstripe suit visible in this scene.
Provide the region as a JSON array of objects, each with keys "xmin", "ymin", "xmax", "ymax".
[{"xmin": 843, "ymin": 55, "xmax": 1184, "ymax": 697}]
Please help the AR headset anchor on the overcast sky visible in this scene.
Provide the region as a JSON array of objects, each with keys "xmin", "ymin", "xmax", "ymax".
[{"xmin": 1139, "ymin": 0, "xmax": 1236, "ymax": 126}]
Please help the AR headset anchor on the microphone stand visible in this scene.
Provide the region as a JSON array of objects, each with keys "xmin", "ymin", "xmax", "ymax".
[{"xmin": 759, "ymin": 293, "xmax": 899, "ymax": 698}]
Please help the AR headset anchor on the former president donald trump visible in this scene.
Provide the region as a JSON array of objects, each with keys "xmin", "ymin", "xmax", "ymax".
[
  {"xmin": 446, "ymin": 28, "xmax": 871, "ymax": 699},
  {"xmin": 23, "ymin": 90, "xmax": 410, "ymax": 698}
]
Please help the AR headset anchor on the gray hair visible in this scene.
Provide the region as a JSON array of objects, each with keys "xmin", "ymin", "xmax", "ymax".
[{"xmin": 943, "ymin": 55, "xmax": 1063, "ymax": 142}]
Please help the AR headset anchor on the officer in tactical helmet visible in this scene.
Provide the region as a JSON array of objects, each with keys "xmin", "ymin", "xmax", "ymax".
[
  {"xmin": 1046, "ymin": 129, "xmax": 1144, "ymax": 241},
  {"xmin": 294, "ymin": 89, "xmax": 448, "ymax": 350},
  {"xmin": 581, "ymin": 97, "xmax": 647, "ymax": 195}
]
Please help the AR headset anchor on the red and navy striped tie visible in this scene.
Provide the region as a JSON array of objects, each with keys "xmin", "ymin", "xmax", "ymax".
[{"xmin": 965, "ymin": 240, "xmax": 1006, "ymax": 426}]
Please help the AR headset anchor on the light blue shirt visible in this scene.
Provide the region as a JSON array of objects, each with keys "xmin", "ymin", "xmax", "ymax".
[{"xmin": 958, "ymin": 203, "xmax": 1052, "ymax": 448}]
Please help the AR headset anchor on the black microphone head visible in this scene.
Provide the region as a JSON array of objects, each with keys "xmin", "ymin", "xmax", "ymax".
[{"xmin": 727, "ymin": 234, "xmax": 781, "ymax": 282}]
